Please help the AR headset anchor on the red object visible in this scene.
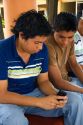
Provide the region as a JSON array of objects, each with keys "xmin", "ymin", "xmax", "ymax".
[{"xmin": 26, "ymin": 115, "xmax": 64, "ymax": 125}]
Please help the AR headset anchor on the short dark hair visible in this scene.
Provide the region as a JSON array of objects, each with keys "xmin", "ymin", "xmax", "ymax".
[
  {"xmin": 53, "ymin": 12, "xmax": 77, "ymax": 32},
  {"xmin": 11, "ymin": 9, "xmax": 52, "ymax": 39}
]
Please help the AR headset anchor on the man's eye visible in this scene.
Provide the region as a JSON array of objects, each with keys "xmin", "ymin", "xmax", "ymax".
[
  {"xmin": 69, "ymin": 37, "xmax": 73, "ymax": 39},
  {"xmin": 35, "ymin": 42, "xmax": 39, "ymax": 44},
  {"xmin": 34, "ymin": 41, "xmax": 42, "ymax": 44},
  {"xmin": 59, "ymin": 36, "xmax": 65, "ymax": 39}
]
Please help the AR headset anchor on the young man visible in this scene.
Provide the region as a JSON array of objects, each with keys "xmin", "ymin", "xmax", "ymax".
[
  {"xmin": 74, "ymin": 16, "xmax": 83, "ymax": 69},
  {"xmin": 47, "ymin": 12, "xmax": 83, "ymax": 95},
  {"xmin": 68, "ymin": 16, "xmax": 83, "ymax": 77},
  {"xmin": 0, "ymin": 10, "xmax": 82, "ymax": 125}
]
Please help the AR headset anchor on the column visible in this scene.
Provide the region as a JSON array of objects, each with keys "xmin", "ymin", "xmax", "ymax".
[{"xmin": 3, "ymin": 0, "xmax": 36, "ymax": 38}]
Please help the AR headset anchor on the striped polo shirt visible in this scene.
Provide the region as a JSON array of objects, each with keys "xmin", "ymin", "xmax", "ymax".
[
  {"xmin": 74, "ymin": 31, "xmax": 83, "ymax": 64},
  {"xmin": 0, "ymin": 35, "xmax": 48, "ymax": 94}
]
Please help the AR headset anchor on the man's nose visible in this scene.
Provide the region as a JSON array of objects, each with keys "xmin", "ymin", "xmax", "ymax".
[{"xmin": 63, "ymin": 38, "xmax": 69, "ymax": 46}]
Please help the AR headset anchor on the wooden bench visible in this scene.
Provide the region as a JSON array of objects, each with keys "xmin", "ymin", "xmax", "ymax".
[{"xmin": 26, "ymin": 115, "xmax": 64, "ymax": 125}]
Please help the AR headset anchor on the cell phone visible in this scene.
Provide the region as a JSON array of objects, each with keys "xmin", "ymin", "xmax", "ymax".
[
  {"xmin": 57, "ymin": 90, "xmax": 67, "ymax": 96},
  {"xmin": 57, "ymin": 90, "xmax": 67, "ymax": 101}
]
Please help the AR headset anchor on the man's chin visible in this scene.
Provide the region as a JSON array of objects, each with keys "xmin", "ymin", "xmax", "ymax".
[
  {"xmin": 31, "ymin": 50, "xmax": 40, "ymax": 54},
  {"xmin": 62, "ymin": 45, "xmax": 67, "ymax": 48},
  {"xmin": 35, "ymin": 50, "xmax": 41, "ymax": 53}
]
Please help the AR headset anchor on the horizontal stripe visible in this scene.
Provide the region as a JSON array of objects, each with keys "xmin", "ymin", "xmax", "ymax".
[
  {"xmin": 8, "ymin": 63, "xmax": 42, "ymax": 69},
  {"xmin": 76, "ymin": 57, "xmax": 83, "ymax": 64},
  {"xmin": 8, "ymin": 72, "xmax": 40, "ymax": 79},
  {"xmin": 34, "ymin": 58, "xmax": 44, "ymax": 61},
  {"xmin": 25, "ymin": 63, "xmax": 42, "ymax": 68},
  {"xmin": 6, "ymin": 61, "xmax": 21, "ymax": 63},
  {"xmin": 79, "ymin": 61, "xmax": 83, "ymax": 64},
  {"xmin": 76, "ymin": 54, "xmax": 83, "ymax": 57},
  {"xmin": 8, "ymin": 66, "xmax": 23, "ymax": 69},
  {"xmin": 8, "ymin": 66, "xmax": 42, "ymax": 79}
]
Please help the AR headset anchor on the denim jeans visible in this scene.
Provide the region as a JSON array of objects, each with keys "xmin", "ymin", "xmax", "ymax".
[
  {"xmin": 71, "ymin": 77, "xmax": 83, "ymax": 100},
  {"xmin": 0, "ymin": 88, "xmax": 83, "ymax": 125}
]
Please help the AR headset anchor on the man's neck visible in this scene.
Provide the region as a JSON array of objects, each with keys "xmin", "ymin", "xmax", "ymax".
[{"xmin": 16, "ymin": 39, "xmax": 31, "ymax": 64}]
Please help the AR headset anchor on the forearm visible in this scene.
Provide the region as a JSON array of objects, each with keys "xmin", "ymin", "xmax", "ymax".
[
  {"xmin": 71, "ymin": 64, "xmax": 83, "ymax": 82},
  {"xmin": 52, "ymin": 79, "xmax": 82, "ymax": 93},
  {"xmin": 38, "ymin": 80, "xmax": 57, "ymax": 95},
  {"xmin": 0, "ymin": 90, "xmax": 67, "ymax": 110},
  {"xmin": 0, "ymin": 91, "xmax": 39, "ymax": 107},
  {"xmin": 80, "ymin": 65, "xmax": 83, "ymax": 70}
]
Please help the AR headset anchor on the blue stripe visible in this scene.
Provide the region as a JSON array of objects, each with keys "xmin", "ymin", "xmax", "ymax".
[{"xmin": 76, "ymin": 54, "xmax": 83, "ymax": 57}]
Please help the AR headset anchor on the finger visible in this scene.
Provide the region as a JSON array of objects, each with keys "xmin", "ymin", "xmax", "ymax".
[
  {"xmin": 56, "ymin": 96, "xmax": 68, "ymax": 101},
  {"xmin": 56, "ymin": 103, "xmax": 66, "ymax": 108},
  {"xmin": 59, "ymin": 100, "xmax": 68, "ymax": 105}
]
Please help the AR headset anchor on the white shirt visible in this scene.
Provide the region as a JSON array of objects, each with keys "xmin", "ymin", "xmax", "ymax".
[{"xmin": 74, "ymin": 31, "xmax": 83, "ymax": 65}]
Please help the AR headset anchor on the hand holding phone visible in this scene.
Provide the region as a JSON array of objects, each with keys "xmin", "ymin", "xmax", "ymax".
[{"xmin": 57, "ymin": 90, "xmax": 67, "ymax": 101}]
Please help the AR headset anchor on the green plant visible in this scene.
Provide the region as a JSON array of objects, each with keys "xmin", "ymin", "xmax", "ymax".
[{"xmin": 2, "ymin": 18, "xmax": 5, "ymax": 28}]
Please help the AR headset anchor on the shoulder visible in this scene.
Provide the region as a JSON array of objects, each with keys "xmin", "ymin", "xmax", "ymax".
[
  {"xmin": 0, "ymin": 35, "xmax": 15, "ymax": 57},
  {"xmin": 46, "ymin": 35, "xmax": 56, "ymax": 51},
  {"xmin": 40, "ymin": 43, "xmax": 48, "ymax": 56},
  {"xmin": 74, "ymin": 31, "xmax": 81, "ymax": 44},
  {"xmin": 43, "ymin": 43, "xmax": 48, "ymax": 51},
  {"xmin": 0, "ymin": 35, "xmax": 15, "ymax": 48}
]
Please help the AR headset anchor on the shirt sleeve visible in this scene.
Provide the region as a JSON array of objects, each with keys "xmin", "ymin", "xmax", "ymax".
[
  {"xmin": 69, "ymin": 41, "xmax": 75, "ymax": 57},
  {"xmin": 41, "ymin": 45, "xmax": 49, "ymax": 73},
  {"xmin": 0, "ymin": 55, "xmax": 8, "ymax": 80}
]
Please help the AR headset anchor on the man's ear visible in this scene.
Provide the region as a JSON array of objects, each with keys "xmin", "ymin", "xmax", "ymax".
[{"xmin": 19, "ymin": 32, "xmax": 25, "ymax": 39}]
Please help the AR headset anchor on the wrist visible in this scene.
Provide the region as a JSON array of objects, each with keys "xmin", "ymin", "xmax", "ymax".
[{"xmin": 79, "ymin": 87, "xmax": 83, "ymax": 93}]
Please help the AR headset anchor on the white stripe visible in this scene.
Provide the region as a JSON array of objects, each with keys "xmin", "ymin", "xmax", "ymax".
[
  {"xmin": 8, "ymin": 63, "xmax": 42, "ymax": 69},
  {"xmin": 25, "ymin": 63, "xmax": 42, "ymax": 68},
  {"xmin": 8, "ymin": 66, "xmax": 23, "ymax": 69}
]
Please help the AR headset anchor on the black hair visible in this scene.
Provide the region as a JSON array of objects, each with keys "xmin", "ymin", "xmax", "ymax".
[
  {"xmin": 53, "ymin": 12, "xmax": 77, "ymax": 32},
  {"xmin": 11, "ymin": 9, "xmax": 52, "ymax": 39}
]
